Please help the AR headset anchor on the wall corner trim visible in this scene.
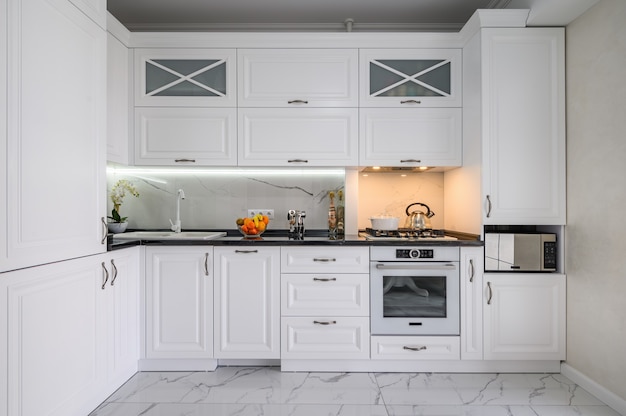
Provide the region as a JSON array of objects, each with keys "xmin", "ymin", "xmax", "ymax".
[{"xmin": 561, "ymin": 362, "xmax": 626, "ymax": 415}]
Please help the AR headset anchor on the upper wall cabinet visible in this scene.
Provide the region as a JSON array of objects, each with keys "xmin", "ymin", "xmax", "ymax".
[
  {"xmin": 360, "ymin": 49, "xmax": 462, "ymax": 108},
  {"xmin": 134, "ymin": 48, "xmax": 237, "ymax": 107},
  {"xmin": 238, "ymin": 49, "xmax": 358, "ymax": 107},
  {"xmin": 479, "ymin": 29, "xmax": 566, "ymax": 225}
]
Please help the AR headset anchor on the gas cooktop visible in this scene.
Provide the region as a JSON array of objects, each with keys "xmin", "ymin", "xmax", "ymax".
[{"xmin": 360, "ymin": 228, "xmax": 458, "ymax": 241}]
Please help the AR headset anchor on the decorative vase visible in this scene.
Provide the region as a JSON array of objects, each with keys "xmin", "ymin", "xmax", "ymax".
[{"xmin": 107, "ymin": 222, "xmax": 128, "ymax": 234}]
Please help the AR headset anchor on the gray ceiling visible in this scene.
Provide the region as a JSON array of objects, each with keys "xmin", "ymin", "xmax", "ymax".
[
  {"xmin": 106, "ymin": 0, "xmax": 600, "ymax": 32},
  {"xmin": 107, "ymin": 0, "xmax": 507, "ymax": 32}
]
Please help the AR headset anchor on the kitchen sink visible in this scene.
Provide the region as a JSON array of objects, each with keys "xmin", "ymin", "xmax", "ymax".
[{"xmin": 113, "ymin": 231, "xmax": 227, "ymax": 240}]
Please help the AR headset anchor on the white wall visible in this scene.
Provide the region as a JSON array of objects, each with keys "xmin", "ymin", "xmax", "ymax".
[{"xmin": 566, "ymin": 0, "xmax": 626, "ymax": 402}]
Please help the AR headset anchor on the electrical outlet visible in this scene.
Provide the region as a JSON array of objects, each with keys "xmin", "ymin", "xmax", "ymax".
[{"xmin": 247, "ymin": 209, "xmax": 274, "ymax": 219}]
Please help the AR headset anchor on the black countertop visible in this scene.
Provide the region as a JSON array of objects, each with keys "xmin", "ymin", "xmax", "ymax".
[{"xmin": 109, "ymin": 229, "xmax": 483, "ymax": 250}]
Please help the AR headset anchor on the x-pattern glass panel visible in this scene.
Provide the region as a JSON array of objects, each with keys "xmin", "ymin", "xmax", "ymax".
[
  {"xmin": 370, "ymin": 59, "xmax": 451, "ymax": 98},
  {"xmin": 145, "ymin": 59, "xmax": 227, "ymax": 97}
]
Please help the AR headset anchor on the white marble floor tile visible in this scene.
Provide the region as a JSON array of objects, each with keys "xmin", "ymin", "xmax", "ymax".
[
  {"xmin": 385, "ymin": 405, "xmax": 538, "ymax": 416},
  {"xmin": 284, "ymin": 372, "xmax": 383, "ymax": 405},
  {"xmin": 530, "ymin": 405, "xmax": 623, "ymax": 416}
]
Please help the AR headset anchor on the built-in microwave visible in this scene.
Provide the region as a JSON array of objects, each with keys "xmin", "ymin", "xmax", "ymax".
[{"xmin": 485, "ymin": 233, "xmax": 557, "ymax": 272}]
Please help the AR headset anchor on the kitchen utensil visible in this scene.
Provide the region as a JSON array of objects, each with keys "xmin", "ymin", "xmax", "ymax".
[
  {"xmin": 369, "ymin": 216, "xmax": 399, "ymax": 230},
  {"xmin": 404, "ymin": 202, "xmax": 435, "ymax": 230}
]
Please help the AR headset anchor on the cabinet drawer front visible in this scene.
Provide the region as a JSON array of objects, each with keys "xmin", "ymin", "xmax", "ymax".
[
  {"xmin": 135, "ymin": 107, "xmax": 237, "ymax": 166},
  {"xmin": 281, "ymin": 274, "xmax": 369, "ymax": 316},
  {"xmin": 371, "ymin": 336, "xmax": 460, "ymax": 360},
  {"xmin": 281, "ymin": 247, "xmax": 369, "ymax": 273},
  {"xmin": 238, "ymin": 108, "xmax": 358, "ymax": 166},
  {"xmin": 238, "ymin": 49, "xmax": 358, "ymax": 107},
  {"xmin": 281, "ymin": 317, "xmax": 369, "ymax": 359},
  {"xmin": 360, "ymin": 108, "xmax": 462, "ymax": 167}
]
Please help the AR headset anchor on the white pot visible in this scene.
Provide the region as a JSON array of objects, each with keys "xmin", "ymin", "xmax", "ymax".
[
  {"xmin": 107, "ymin": 222, "xmax": 128, "ymax": 234},
  {"xmin": 369, "ymin": 216, "xmax": 399, "ymax": 230}
]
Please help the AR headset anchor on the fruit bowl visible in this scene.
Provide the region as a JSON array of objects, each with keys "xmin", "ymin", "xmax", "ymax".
[{"xmin": 236, "ymin": 214, "xmax": 270, "ymax": 238}]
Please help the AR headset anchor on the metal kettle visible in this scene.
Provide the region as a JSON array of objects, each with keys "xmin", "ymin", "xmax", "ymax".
[{"xmin": 404, "ymin": 202, "xmax": 435, "ymax": 230}]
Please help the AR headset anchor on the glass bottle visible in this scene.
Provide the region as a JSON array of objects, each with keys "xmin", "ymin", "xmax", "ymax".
[
  {"xmin": 336, "ymin": 190, "xmax": 345, "ymax": 235},
  {"xmin": 328, "ymin": 191, "xmax": 337, "ymax": 236}
]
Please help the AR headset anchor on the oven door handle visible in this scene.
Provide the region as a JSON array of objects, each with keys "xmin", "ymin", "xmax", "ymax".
[{"xmin": 375, "ymin": 263, "xmax": 457, "ymax": 271}]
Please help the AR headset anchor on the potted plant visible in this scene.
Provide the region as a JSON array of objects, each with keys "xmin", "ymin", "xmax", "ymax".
[{"xmin": 108, "ymin": 179, "xmax": 139, "ymax": 234}]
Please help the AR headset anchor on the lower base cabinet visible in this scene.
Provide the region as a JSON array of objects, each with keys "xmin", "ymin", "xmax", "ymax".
[
  {"xmin": 144, "ymin": 247, "xmax": 214, "ymax": 360},
  {"xmin": 0, "ymin": 247, "xmax": 140, "ymax": 416},
  {"xmin": 213, "ymin": 246, "xmax": 280, "ymax": 359},
  {"xmin": 483, "ymin": 273, "xmax": 566, "ymax": 361}
]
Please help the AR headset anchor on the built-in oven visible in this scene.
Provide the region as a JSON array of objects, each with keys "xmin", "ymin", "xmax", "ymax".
[{"xmin": 370, "ymin": 246, "xmax": 460, "ymax": 336}]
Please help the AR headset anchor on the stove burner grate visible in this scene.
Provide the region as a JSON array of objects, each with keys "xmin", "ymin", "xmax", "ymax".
[{"xmin": 364, "ymin": 228, "xmax": 447, "ymax": 239}]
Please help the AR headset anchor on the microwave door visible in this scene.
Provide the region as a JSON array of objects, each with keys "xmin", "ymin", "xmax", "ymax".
[{"xmin": 510, "ymin": 234, "xmax": 541, "ymax": 271}]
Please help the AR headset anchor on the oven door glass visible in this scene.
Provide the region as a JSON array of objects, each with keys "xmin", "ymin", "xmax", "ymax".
[
  {"xmin": 371, "ymin": 262, "xmax": 459, "ymax": 335},
  {"xmin": 383, "ymin": 275, "xmax": 446, "ymax": 318}
]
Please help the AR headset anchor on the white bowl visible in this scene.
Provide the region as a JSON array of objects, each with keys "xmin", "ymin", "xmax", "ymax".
[{"xmin": 369, "ymin": 216, "xmax": 399, "ymax": 230}]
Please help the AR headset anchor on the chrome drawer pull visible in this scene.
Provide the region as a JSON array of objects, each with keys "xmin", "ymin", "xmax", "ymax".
[
  {"xmin": 400, "ymin": 159, "xmax": 421, "ymax": 163},
  {"xmin": 235, "ymin": 250, "xmax": 258, "ymax": 254},
  {"xmin": 487, "ymin": 281, "xmax": 493, "ymax": 305},
  {"xmin": 287, "ymin": 159, "xmax": 309, "ymax": 163},
  {"xmin": 110, "ymin": 259, "xmax": 118, "ymax": 286},
  {"xmin": 100, "ymin": 217, "xmax": 107, "ymax": 245},
  {"xmin": 313, "ymin": 277, "xmax": 337, "ymax": 282},
  {"xmin": 174, "ymin": 158, "xmax": 196, "ymax": 163},
  {"xmin": 101, "ymin": 262, "xmax": 109, "ymax": 290},
  {"xmin": 313, "ymin": 258, "xmax": 336, "ymax": 262},
  {"xmin": 313, "ymin": 320, "xmax": 337, "ymax": 325},
  {"xmin": 204, "ymin": 253, "xmax": 209, "ymax": 276},
  {"xmin": 400, "ymin": 99, "xmax": 421, "ymax": 104},
  {"xmin": 288, "ymin": 99, "xmax": 309, "ymax": 104},
  {"xmin": 469, "ymin": 259, "xmax": 475, "ymax": 283},
  {"xmin": 403, "ymin": 345, "xmax": 427, "ymax": 351}
]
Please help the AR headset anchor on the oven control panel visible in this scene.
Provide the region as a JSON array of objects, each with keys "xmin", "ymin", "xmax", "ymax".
[{"xmin": 396, "ymin": 249, "xmax": 434, "ymax": 259}]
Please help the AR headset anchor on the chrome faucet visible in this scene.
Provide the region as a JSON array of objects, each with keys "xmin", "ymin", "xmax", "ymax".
[{"xmin": 169, "ymin": 189, "xmax": 185, "ymax": 233}]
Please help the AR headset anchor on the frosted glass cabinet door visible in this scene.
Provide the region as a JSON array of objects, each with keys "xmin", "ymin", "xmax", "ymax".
[
  {"xmin": 135, "ymin": 48, "xmax": 236, "ymax": 107},
  {"xmin": 360, "ymin": 49, "xmax": 462, "ymax": 107}
]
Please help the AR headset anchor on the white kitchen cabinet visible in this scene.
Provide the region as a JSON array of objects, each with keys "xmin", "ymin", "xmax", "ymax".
[
  {"xmin": 2, "ymin": 0, "xmax": 107, "ymax": 273},
  {"xmin": 281, "ymin": 273, "xmax": 369, "ymax": 316},
  {"xmin": 107, "ymin": 29, "xmax": 131, "ymax": 164},
  {"xmin": 145, "ymin": 247, "xmax": 214, "ymax": 359},
  {"xmin": 0, "ymin": 248, "xmax": 139, "ymax": 416},
  {"xmin": 134, "ymin": 107, "xmax": 237, "ymax": 166},
  {"xmin": 280, "ymin": 247, "xmax": 370, "ymax": 360},
  {"xmin": 370, "ymin": 336, "xmax": 460, "ymax": 360},
  {"xmin": 282, "ymin": 317, "xmax": 370, "ymax": 359},
  {"xmin": 483, "ymin": 273, "xmax": 566, "ymax": 361},
  {"xmin": 214, "ymin": 246, "xmax": 280, "ymax": 359},
  {"xmin": 134, "ymin": 48, "xmax": 237, "ymax": 107},
  {"xmin": 360, "ymin": 49, "xmax": 462, "ymax": 108},
  {"xmin": 359, "ymin": 107, "xmax": 462, "ymax": 168},
  {"xmin": 68, "ymin": 0, "xmax": 107, "ymax": 29},
  {"xmin": 460, "ymin": 247, "xmax": 483, "ymax": 360},
  {"xmin": 480, "ymin": 29, "xmax": 566, "ymax": 225},
  {"xmin": 238, "ymin": 49, "xmax": 358, "ymax": 107},
  {"xmin": 238, "ymin": 107, "xmax": 358, "ymax": 166},
  {"xmin": 281, "ymin": 246, "xmax": 369, "ymax": 274}
]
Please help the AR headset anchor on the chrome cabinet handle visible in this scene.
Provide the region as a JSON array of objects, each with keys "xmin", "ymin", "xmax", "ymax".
[
  {"xmin": 313, "ymin": 277, "xmax": 337, "ymax": 282},
  {"xmin": 204, "ymin": 253, "xmax": 209, "ymax": 276},
  {"xmin": 487, "ymin": 281, "xmax": 493, "ymax": 305},
  {"xmin": 174, "ymin": 158, "xmax": 196, "ymax": 163},
  {"xmin": 400, "ymin": 159, "xmax": 421, "ymax": 163},
  {"xmin": 486, "ymin": 195, "xmax": 492, "ymax": 218},
  {"xmin": 100, "ymin": 217, "xmax": 107, "ymax": 244},
  {"xmin": 110, "ymin": 259, "xmax": 118, "ymax": 286},
  {"xmin": 101, "ymin": 262, "xmax": 109, "ymax": 290},
  {"xmin": 469, "ymin": 259, "xmax": 475, "ymax": 283},
  {"xmin": 376, "ymin": 263, "xmax": 456, "ymax": 271},
  {"xmin": 313, "ymin": 320, "xmax": 337, "ymax": 325},
  {"xmin": 403, "ymin": 345, "xmax": 427, "ymax": 351},
  {"xmin": 235, "ymin": 250, "xmax": 258, "ymax": 254},
  {"xmin": 313, "ymin": 258, "xmax": 336, "ymax": 263},
  {"xmin": 400, "ymin": 99, "xmax": 421, "ymax": 104},
  {"xmin": 288, "ymin": 99, "xmax": 309, "ymax": 104},
  {"xmin": 287, "ymin": 159, "xmax": 309, "ymax": 163}
]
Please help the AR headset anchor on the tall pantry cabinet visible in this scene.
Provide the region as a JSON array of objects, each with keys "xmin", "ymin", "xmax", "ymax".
[{"xmin": 1, "ymin": 0, "xmax": 115, "ymax": 414}]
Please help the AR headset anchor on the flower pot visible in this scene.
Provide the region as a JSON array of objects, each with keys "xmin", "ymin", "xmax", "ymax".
[{"xmin": 107, "ymin": 222, "xmax": 128, "ymax": 234}]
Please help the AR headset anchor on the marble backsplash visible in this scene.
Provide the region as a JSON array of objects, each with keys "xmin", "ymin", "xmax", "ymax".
[
  {"xmin": 106, "ymin": 165, "xmax": 445, "ymax": 232},
  {"xmin": 106, "ymin": 166, "xmax": 345, "ymax": 231}
]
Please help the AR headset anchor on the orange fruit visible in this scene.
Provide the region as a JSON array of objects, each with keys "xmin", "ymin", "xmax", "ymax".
[
  {"xmin": 257, "ymin": 222, "xmax": 266, "ymax": 232},
  {"xmin": 248, "ymin": 227, "xmax": 258, "ymax": 235},
  {"xmin": 262, "ymin": 215, "xmax": 269, "ymax": 224}
]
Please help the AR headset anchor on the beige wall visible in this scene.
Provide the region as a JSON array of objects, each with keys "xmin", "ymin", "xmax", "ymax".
[{"xmin": 566, "ymin": 0, "xmax": 626, "ymax": 401}]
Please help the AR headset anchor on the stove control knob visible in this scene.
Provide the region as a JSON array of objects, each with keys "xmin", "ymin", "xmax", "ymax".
[{"xmin": 410, "ymin": 249, "xmax": 420, "ymax": 258}]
